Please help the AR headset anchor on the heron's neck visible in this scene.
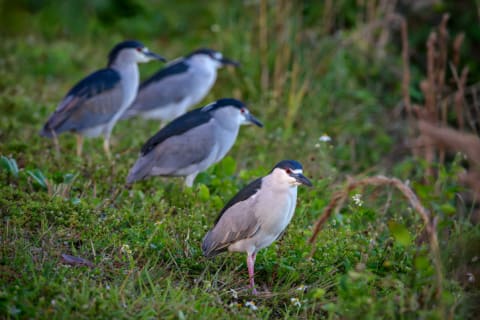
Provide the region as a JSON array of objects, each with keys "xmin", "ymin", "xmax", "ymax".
[
  {"xmin": 111, "ymin": 62, "xmax": 140, "ymax": 107},
  {"xmin": 210, "ymin": 108, "xmax": 236, "ymax": 130},
  {"xmin": 188, "ymin": 55, "xmax": 220, "ymax": 73},
  {"xmin": 264, "ymin": 172, "xmax": 299, "ymax": 194}
]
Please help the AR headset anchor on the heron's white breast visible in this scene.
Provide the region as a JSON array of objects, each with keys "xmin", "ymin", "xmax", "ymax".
[
  {"xmin": 212, "ymin": 122, "xmax": 239, "ymax": 163},
  {"xmin": 140, "ymin": 98, "xmax": 193, "ymax": 121},
  {"xmin": 187, "ymin": 60, "xmax": 217, "ymax": 105},
  {"xmin": 252, "ymin": 185, "xmax": 298, "ymax": 251},
  {"xmin": 104, "ymin": 64, "xmax": 140, "ymax": 134},
  {"xmin": 117, "ymin": 64, "xmax": 140, "ymax": 110}
]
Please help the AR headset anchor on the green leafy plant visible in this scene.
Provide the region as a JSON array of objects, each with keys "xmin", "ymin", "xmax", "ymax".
[{"xmin": 0, "ymin": 156, "xmax": 19, "ymax": 178}]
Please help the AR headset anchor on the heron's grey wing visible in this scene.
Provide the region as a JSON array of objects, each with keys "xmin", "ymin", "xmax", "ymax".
[
  {"xmin": 214, "ymin": 178, "xmax": 262, "ymax": 223},
  {"xmin": 140, "ymin": 108, "xmax": 211, "ymax": 154},
  {"xmin": 202, "ymin": 180, "xmax": 263, "ymax": 257},
  {"xmin": 126, "ymin": 119, "xmax": 216, "ymax": 183},
  {"xmin": 149, "ymin": 120, "xmax": 216, "ymax": 172},
  {"xmin": 129, "ymin": 62, "xmax": 195, "ymax": 113},
  {"xmin": 41, "ymin": 68, "xmax": 123, "ymax": 135}
]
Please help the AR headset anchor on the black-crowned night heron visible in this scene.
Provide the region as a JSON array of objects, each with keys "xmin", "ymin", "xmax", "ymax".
[
  {"xmin": 126, "ymin": 98, "xmax": 262, "ymax": 187},
  {"xmin": 40, "ymin": 40, "xmax": 165, "ymax": 158},
  {"xmin": 202, "ymin": 160, "xmax": 312, "ymax": 294},
  {"xmin": 121, "ymin": 48, "xmax": 239, "ymax": 122}
]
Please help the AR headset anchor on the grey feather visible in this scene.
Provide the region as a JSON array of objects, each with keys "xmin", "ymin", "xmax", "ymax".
[
  {"xmin": 125, "ymin": 67, "xmax": 197, "ymax": 116},
  {"xmin": 41, "ymin": 69, "xmax": 123, "ymax": 136},
  {"xmin": 126, "ymin": 121, "xmax": 215, "ymax": 183},
  {"xmin": 202, "ymin": 195, "xmax": 261, "ymax": 258}
]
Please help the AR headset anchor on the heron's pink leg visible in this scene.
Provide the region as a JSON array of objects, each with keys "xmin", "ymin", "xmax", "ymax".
[
  {"xmin": 247, "ymin": 253, "xmax": 257, "ymax": 295},
  {"xmin": 76, "ymin": 134, "xmax": 84, "ymax": 157}
]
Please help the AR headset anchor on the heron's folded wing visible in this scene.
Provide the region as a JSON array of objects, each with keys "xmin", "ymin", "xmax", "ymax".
[
  {"xmin": 202, "ymin": 179, "xmax": 263, "ymax": 257},
  {"xmin": 145, "ymin": 119, "xmax": 217, "ymax": 174},
  {"xmin": 140, "ymin": 108, "xmax": 211, "ymax": 155},
  {"xmin": 42, "ymin": 68, "xmax": 123, "ymax": 134},
  {"xmin": 130, "ymin": 61, "xmax": 192, "ymax": 113}
]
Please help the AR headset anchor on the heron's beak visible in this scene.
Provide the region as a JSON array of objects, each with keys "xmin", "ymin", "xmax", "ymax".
[
  {"xmin": 291, "ymin": 173, "xmax": 313, "ymax": 187},
  {"xmin": 220, "ymin": 57, "xmax": 240, "ymax": 67},
  {"xmin": 246, "ymin": 113, "xmax": 263, "ymax": 127},
  {"xmin": 145, "ymin": 50, "xmax": 167, "ymax": 62}
]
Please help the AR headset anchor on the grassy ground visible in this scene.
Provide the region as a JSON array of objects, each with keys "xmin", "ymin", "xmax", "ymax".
[{"xmin": 1, "ymin": 1, "xmax": 479, "ymax": 319}]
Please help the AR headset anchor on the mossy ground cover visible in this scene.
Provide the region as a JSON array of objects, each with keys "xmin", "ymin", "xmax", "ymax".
[{"xmin": 1, "ymin": 1, "xmax": 479, "ymax": 319}]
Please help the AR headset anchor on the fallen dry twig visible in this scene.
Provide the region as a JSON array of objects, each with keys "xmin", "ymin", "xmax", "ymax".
[{"xmin": 61, "ymin": 253, "xmax": 94, "ymax": 268}]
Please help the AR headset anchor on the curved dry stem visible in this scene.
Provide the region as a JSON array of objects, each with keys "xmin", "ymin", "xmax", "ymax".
[{"xmin": 308, "ymin": 176, "xmax": 443, "ymax": 302}]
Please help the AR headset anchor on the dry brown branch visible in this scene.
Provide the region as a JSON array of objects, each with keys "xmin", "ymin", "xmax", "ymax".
[
  {"xmin": 417, "ymin": 120, "xmax": 480, "ymax": 199},
  {"xmin": 400, "ymin": 16, "xmax": 412, "ymax": 118},
  {"xmin": 308, "ymin": 176, "xmax": 443, "ymax": 301},
  {"xmin": 472, "ymin": 86, "xmax": 480, "ymax": 134},
  {"xmin": 341, "ymin": 13, "xmax": 404, "ymax": 51},
  {"xmin": 417, "ymin": 120, "xmax": 480, "ymax": 167},
  {"xmin": 449, "ymin": 64, "xmax": 469, "ymax": 130},
  {"xmin": 322, "ymin": 0, "xmax": 334, "ymax": 35},
  {"xmin": 436, "ymin": 14, "xmax": 449, "ymax": 92},
  {"xmin": 426, "ymin": 32, "xmax": 437, "ymax": 121},
  {"xmin": 272, "ymin": 0, "xmax": 293, "ymax": 104},
  {"xmin": 408, "ymin": 14, "xmax": 479, "ymax": 187},
  {"xmin": 458, "ymin": 171, "xmax": 480, "ymax": 200},
  {"xmin": 258, "ymin": 0, "xmax": 269, "ymax": 91},
  {"xmin": 308, "ymin": 191, "xmax": 347, "ymax": 246},
  {"xmin": 453, "ymin": 33, "xmax": 465, "ymax": 68},
  {"xmin": 429, "ymin": 81, "xmax": 480, "ymax": 134}
]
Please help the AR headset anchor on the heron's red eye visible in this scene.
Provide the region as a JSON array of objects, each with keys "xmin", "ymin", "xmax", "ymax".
[
  {"xmin": 240, "ymin": 108, "xmax": 246, "ymax": 113},
  {"xmin": 286, "ymin": 168, "xmax": 292, "ymax": 174},
  {"xmin": 136, "ymin": 47, "xmax": 143, "ymax": 52}
]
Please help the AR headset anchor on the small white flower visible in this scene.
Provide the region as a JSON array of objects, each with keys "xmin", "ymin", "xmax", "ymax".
[
  {"xmin": 314, "ymin": 143, "xmax": 320, "ymax": 148},
  {"xmin": 210, "ymin": 24, "xmax": 221, "ymax": 33},
  {"xmin": 8, "ymin": 306, "xmax": 21, "ymax": 315},
  {"xmin": 466, "ymin": 272, "xmax": 475, "ymax": 283},
  {"xmin": 319, "ymin": 134, "xmax": 332, "ymax": 142},
  {"xmin": 290, "ymin": 297, "xmax": 301, "ymax": 307},
  {"xmin": 352, "ymin": 193, "xmax": 363, "ymax": 207},
  {"xmin": 245, "ymin": 301, "xmax": 258, "ymax": 311},
  {"xmin": 229, "ymin": 288, "xmax": 238, "ymax": 299},
  {"xmin": 296, "ymin": 285, "xmax": 308, "ymax": 291},
  {"xmin": 120, "ymin": 244, "xmax": 132, "ymax": 255}
]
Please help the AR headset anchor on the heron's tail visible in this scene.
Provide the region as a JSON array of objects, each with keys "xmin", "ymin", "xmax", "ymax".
[
  {"xmin": 39, "ymin": 121, "xmax": 58, "ymax": 138},
  {"xmin": 202, "ymin": 231, "xmax": 228, "ymax": 258},
  {"xmin": 126, "ymin": 155, "xmax": 153, "ymax": 184},
  {"xmin": 120, "ymin": 103, "xmax": 140, "ymax": 120}
]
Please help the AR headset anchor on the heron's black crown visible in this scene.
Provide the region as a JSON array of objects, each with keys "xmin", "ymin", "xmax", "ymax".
[
  {"xmin": 187, "ymin": 48, "xmax": 219, "ymax": 58},
  {"xmin": 272, "ymin": 160, "xmax": 303, "ymax": 172},
  {"xmin": 202, "ymin": 98, "xmax": 245, "ymax": 112},
  {"xmin": 108, "ymin": 40, "xmax": 145, "ymax": 66}
]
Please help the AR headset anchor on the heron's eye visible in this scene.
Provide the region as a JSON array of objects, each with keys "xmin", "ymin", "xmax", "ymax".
[
  {"xmin": 240, "ymin": 108, "xmax": 246, "ymax": 114},
  {"xmin": 136, "ymin": 47, "xmax": 143, "ymax": 52},
  {"xmin": 286, "ymin": 168, "xmax": 292, "ymax": 174}
]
